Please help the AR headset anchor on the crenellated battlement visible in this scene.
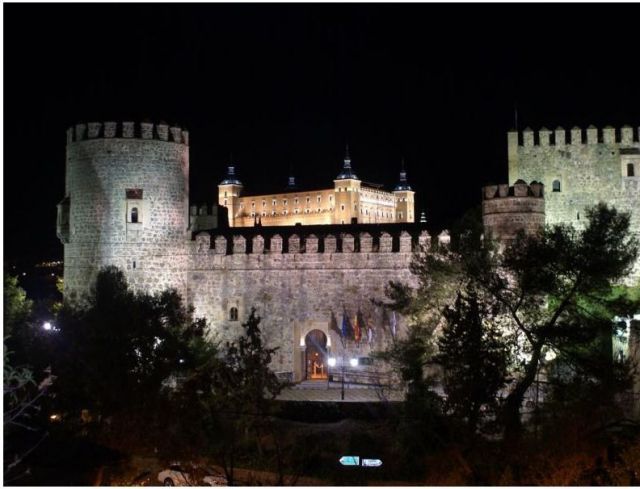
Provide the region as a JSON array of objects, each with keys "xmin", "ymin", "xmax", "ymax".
[
  {"xmin": 482, "ymin": 180, "xmax": 546, "ymax": 241},
  {"xmin": 482, "ymin": 180, "xmax": 544, "ymax": 200},
  {"xmin": 67, "ymin": 121, "xmax": 189, "ymax": 145},
  {"xmin": 191, "ymin": 228, "xmax": 438, "ymax": 255},
  {"xmin": 509, "ymin": 125, "xmax": 639, "ymax": 148}
]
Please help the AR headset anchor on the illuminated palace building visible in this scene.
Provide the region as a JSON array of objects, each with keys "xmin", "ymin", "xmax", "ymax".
[{"xmin": 218, "ymin": 148, "xmax": 415, "ymax": 227}]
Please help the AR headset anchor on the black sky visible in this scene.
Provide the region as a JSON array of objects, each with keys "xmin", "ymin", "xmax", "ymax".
[{"xmin": 4, "ymin": 4, "xmax": 640, "ymax": 263}]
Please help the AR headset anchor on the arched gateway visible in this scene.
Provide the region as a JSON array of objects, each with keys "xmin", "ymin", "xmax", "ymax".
[{"xmin": 304, "ymin": 330, "xmax": 328, "ymax": 380}]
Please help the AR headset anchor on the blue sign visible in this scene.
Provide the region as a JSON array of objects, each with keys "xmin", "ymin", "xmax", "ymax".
[{"xmin": 339, "ymin": 456, "xmax": 360, "ymax": 466}]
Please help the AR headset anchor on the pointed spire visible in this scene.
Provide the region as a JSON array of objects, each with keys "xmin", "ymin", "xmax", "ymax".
[
  {"xmin": 394, "ymin": 158, "xmax": 412, "ymax": 191},
  {"xmin": 286, "ymin": 162, "xmax": 297, "ymax": 190},
  {"xmin": 220, "ymin": 155, "xmax": 243, "ymax": 185},
  {"xmin": 336, "ymin": 143, "xmax": 359, "ymax": 180}
]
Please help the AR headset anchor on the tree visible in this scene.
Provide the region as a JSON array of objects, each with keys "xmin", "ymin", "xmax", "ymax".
[
  {"xmin": 4, "ymin": 274, "xmax": 33, "ymax": 336},
  {"xmin": 204, "ymin": 309, "xmax": 287, "ymax": 485},
  {"xmin": 435, "ymin": 288, "xmax": 509, "ymax": 437},
  {"xmin": 383, "ymin": 203, "xmax": 639, "ymax": 445},
  {"xmin": 487, "ymin": 204, "xmax": 639, "ymax": 440},
  {"xmin": 51, "ymin": 266, "xmax": 214, "ymax": 419},
  {"xmin": 3, "ymin": 276, "xmax": 53, "ymax": 481}
]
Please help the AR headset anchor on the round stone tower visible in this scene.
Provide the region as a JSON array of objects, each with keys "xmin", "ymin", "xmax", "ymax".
[
  {"xmin": 58, "ymin": 121, "xmax": 190, "ymax": 302},
  {"xmin": 482, "ymin": 180, "xmax": 545, "ymax": 241}
]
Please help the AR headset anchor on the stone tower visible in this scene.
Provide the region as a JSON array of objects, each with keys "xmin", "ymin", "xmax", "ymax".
[
  {"xmin": 333, "ymin": 146, "xmax": 362, "ymax": 224},
  {"xmin": 218, "ymin": 165, "xmax": 243, "ymax": 227},
  {"xmin": 393, "ymin": 159, "xmax": 415, "ymax": 223},
  {"xmin": 57, "ymin": 121, "xmax": 190, "ymax": 301},
  {"xmin": 482, "ymin": 180, "xmax": 545, "ymax": 241},
  {"xmin": 507, "ymin": 124, "xmax": 640, "ymax": 278}
]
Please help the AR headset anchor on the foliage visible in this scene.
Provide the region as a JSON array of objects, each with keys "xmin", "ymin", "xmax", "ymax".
[
  {"xmin": 3, "ymin": 275, "xmax": 53, "ymax": 480},
  {"xmin": 51, "ymin": 266, "xmax": 214, "ymax": 417},
  {"xmin": 210, "ymin": 309, "xmax": 287, "ymax": 484},
  {"xmin": 4, "ymin": 274, "xmax": 33, "ymax": 336},
  {"xmin": 382, "ymin": 203, "xmax": 639, "ymax": 447},
  {"xmin": 435, "ymin": 288, "xmax": 510, "ymax": 435},
  {"xmin": 485, "ymin": 204, "xmax": 639, "ymax": 439}
]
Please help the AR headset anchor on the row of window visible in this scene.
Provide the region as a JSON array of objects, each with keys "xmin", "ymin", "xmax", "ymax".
[{"xmin": 250, "ymin": 208, "xmax": 332, "ymax": 217}]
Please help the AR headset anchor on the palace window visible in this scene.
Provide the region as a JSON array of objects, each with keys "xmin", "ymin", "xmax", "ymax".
[
  {"xmin": 251, "ymin": 202, "xmax": 255, "ymax": 208},
  {"xmin": 552, "ymin": 180, "xmax": 561, "ymax": 192},
  {"xmin": 295, "ymin": 198, "xmax": 299, "ymax": 205},
  {"xmin": 628, "ymin": 163, "xmax": 635, "ymax": 177},
  {"xmin": 229, "ymin": 307, "xmax": 238, "ymax": 321},
  {"xmin": 273, "ymin": 199, "xmax": 276, "ymax": 206},
  {"xmin": 317, "ymin": 195, "xmax": 322, "ymax": 203},
  {"xmin": 306, "ymin": 197, "xmax": 311, "ymax": 204},
  {"xmin": 131, "ymin": 207, "xmax": 139, "ymax": 223},
  {"xmin": 262, "ymin": 200, "xmax": 266, "ymax": 207},
  {"xmin": 341, "ymin": 204, "xmax": 345, "ymax": 211},
  {"xmin": 283, "ymin": 199, "xmax": 288, "ymax": 206}
]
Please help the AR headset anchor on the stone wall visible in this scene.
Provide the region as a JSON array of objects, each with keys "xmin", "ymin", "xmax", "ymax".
[
  {"xmin": 62, "ymin": 122, "xmax": 190, "ymax": 301},
  {"xmin": 186, "ymin": 229, "xmax": 433, "ymax": 380},
  {"xmin": 508, "ymin": 125, "xmax": 640, "ymax": 278}
]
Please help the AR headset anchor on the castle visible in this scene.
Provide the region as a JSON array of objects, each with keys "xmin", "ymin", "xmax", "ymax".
[
  {"xmin": 57, "ymin": 121, "xmax": 639, "ymax": 383},
  {"xmin": 57, "ymin": 122, "xmax": 427, "ymax": 382},
  {"xmin": 483, "ymin": 125, "xmax": 640, "ymax": 279},
  {"xmin": 217, "ymin": 148, "xmax": 415, "ymax": 227}
]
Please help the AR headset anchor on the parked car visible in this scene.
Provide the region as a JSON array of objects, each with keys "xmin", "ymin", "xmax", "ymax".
[
  {"xmin": 157, "ymin": 465, "xmax": 194, "ymax": 486},
  {"xmin": 157, "ymin": 464, "xmax": 227, "ymax": 486},
  {"xmin": 200, "ymin": 467, "xmax": 227, "ymax": 486}
]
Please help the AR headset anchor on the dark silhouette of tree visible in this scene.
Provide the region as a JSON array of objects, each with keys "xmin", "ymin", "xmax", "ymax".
[
  {"xmin": 203, "ymin": 308, "xmax": 287, "ymax": 485},
  {"xmin": 51, "ymin": 266, "xmax": 213, "ymax": 418},
  {"xmin": 436, "ymin": 288, "xmax": 509, "ymax": 437},
  {"xmin": 382, "ymin": 203, "xmax": 639, "ymax": 447},
  {"xmin": 3, "ymin": 274, "xmax": 53, "ymax": 482}
]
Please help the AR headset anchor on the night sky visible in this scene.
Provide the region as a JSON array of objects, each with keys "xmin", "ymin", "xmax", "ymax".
[{"xmin": 4, "ymin": 4, "xmax": 640, "ymax": 264}]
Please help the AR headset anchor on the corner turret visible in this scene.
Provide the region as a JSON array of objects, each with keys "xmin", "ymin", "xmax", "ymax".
[
  {"xmin": 393, "ymin": 159, "xmax": 415, "ymax": 223},
  {"xmin": 218, "ymin": 165, "xmax": 243, "ymax": 227},
  {"xmin": 333, "ymin": 145, "xmax": 362, "ymax": 224}
]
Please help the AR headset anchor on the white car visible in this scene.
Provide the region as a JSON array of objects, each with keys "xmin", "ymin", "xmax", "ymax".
[{"xmin": 157, "ymin": 465, "xmax": 226, "ymax": 486}]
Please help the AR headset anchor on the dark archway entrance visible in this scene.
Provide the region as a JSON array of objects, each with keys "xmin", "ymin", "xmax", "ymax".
[{"xmin": 305, "ymin": 330, "xmax": 328, "ymax": 380}]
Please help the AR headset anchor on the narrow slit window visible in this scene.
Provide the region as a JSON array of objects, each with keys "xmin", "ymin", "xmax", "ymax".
[
  {"xmin": 131, "ymin": 207, "xmax": 139, "ymax": 223},
  {"xmin": 229, "ymin": 307, "xmax": 238, "ymax": 321},
  {"xmin": 552, "ymin": 180, "xmax": 561, "ymax": 192},
  {"xmin": 627, "ymin": 163, "xmax": 635, "ymax": 177}
]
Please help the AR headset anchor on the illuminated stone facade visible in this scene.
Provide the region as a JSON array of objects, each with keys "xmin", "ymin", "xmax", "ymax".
[
  {"xmin": 58, "ymin": 122, "xmax": 429, "ymax": 382},
  {"xmin": 218, "ymin": 150, "xmax": 415, "ymax": 227},
  {"xmin": 507, "ymin": 125, "xmax": 640, "ymax": 278}
]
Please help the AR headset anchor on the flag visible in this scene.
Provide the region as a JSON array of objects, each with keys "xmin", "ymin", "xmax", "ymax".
[
  {"xmin": 353, "ymin": 311, "xmax": 362, "ymax": 344},
  {"xmin": 390, "ymin": 311, "xmax": 397, "ymax": 338},
  {"xmin": 341, "ymin": 309, "xmax": 353, "ymax": 339},
  {"xmin": 330, "ymin": 311, "xmax": 341, "ymax": 337}
]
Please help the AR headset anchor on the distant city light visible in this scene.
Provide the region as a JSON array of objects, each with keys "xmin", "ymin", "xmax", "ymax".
[
  {"xmin": 350, "ymin": 358, "xmax": 358, "ymax": 367},
  {"xmin": 328, "ymin": 357, "xmax": 337, "ymax": 367}
]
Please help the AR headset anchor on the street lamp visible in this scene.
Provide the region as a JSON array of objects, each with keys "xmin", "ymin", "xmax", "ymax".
[{"xmin": 42, "ymin": 321, "xmax": 53, "ymax": 331}]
